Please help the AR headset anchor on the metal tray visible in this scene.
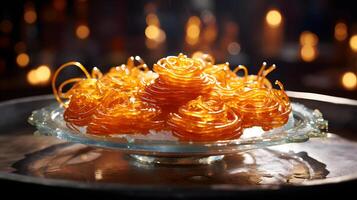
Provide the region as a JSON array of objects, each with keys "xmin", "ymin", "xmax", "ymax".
[{"xmin": 1, "ymin": 92, "xmax": 357, "ymax": 198}]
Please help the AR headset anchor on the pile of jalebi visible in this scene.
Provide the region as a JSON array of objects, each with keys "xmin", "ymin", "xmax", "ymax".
[{"xmin": 52, "ymin": 52, "xmax": 291, "ymax": 141}]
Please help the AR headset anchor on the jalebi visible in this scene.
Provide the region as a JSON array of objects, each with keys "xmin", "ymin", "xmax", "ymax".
[{"xmin": 52, "ymin": 52, "xmax": 291, "ymax": 141}]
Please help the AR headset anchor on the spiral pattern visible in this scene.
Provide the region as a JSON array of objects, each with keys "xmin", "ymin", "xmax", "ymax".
[
  {"xmin": 167, "ymin": 96, "xmax": 243, "ymax": 141},
  {"xmin": 140, "ymin": 53, "xmax": 215, "ymax": 107}
]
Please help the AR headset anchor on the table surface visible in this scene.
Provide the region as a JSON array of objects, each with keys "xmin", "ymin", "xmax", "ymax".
[{"xmin": 0, "ymin": 93, "xmax": 357, "ymax": 199}]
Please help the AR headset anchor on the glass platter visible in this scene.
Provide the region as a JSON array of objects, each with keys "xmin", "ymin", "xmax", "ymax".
[
  {"xmin": 28, "ymin": 101, "xmax": 328, "ymax": 164},
  {"xmin": 1, "ymin": 93, "xmax": 357, "ymax": 198}
]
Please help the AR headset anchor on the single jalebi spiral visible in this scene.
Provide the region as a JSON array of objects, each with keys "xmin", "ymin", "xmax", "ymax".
[
  {"xmin": 140, "ymin": 53, "xmax": 215, "ymax": 107},
  {"xmin": 167, "ymin": 96, "xmax": 243, "ymax": 141}
]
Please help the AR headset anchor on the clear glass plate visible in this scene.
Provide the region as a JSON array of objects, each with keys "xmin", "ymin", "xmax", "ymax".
[{"xmin": 28, "ymin": 102, "xmax": 327, "ymax": 162}]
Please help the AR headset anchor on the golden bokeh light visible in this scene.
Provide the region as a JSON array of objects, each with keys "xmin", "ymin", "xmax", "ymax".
[
  {"xmin": 185, "ymin": 16, "xmax": 201, "ymax": 45},
  {"xmin": 349, "ymin": 35, "xmax": 357, "ymax": 52},
  {"xmin": 144, "ymin": 13, "xmax": 166, "ymax": 49},
  {"xmin": 187, "ymin": 25, "xmax": 200, "ymax": 39},
  {"xmin": 300, "ymin": 31, "xmax": 318, "ymax": 46},
  {"xmin": 36, "ymin": 65, "xmax": 51, "ymax": 82},
  {"xmin": 24, "ymin": 9, "xmax": 37, "ymax": 24},
  {"xmin": 300, "ymin": 45, "xmax": 317, "ymax": 62},
  {"xmin": 156, "ymin": 29, "xmax": 166, "ymax": 43},
  {"xmin": 342, "ymin": 72, "xmax": 357, "ymax": 90},
  {"xmin": 16, "ymin": 53, "xmax": 30, "ymax": 67},
  {"xmin": 76, "ymin": 25, "xmax": 90, "ymax": 39},
  {"xmin": 27, "ymin": 65, "xmax": 51, "ymax": 85},
  {"xmin": 265, "ymin": 9, "xmax": 282, "ymax": 28},
  {"xmin": 145, "ymin": 25, "xmax": 160, "ymax": 40},
  {"xmin": 334, "ymin": 22, "xmax": 348, "ymax": 41},
  {"xmin": 27, "ymin": 69, "xmax": 39, "ymax": 85}
]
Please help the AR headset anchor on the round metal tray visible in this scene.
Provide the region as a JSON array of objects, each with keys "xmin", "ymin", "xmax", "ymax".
[{"xmin": 1, "ymin": 92, "xmax": 357, "ymax": 198}]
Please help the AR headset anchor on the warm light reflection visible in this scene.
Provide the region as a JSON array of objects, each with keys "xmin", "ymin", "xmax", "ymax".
[
  {"xmin": 300, "ymin": 45, "xmax": 317, "ymax": 62},
  {"xmin": 203, "ymin": 25, "xmax": 217, "ymax": 43},
  {"xmin": 299, "ymin": 31, "xmax": 318, "ymax": 62},
  {"xmin": 349, "ymin": 35, "xmax": 357, "ymax": 52},
  {"xmin": 144, "ymin": 13, "xmax": 166, "ymax": 49},
  {"xmin": 146, "ymin": 13, "xmax": 159, "ymax": 26},
  {"xmin": 145, "ymin": 25, "xmax": 160, "ymax": 40},
  {"xmin": 334, "ymin": 22, "xmax": 348, "ymax": 41},
  {"xmin": 227, "ymin": 42, "xmax": 241, "ymax": 55},
  {"xmin": 265, "ymin": 9, "xmax": 282, "ymax": 28},
  {"xmin": 27, "ymin": 65, "xmax": 51, "ymax": 85},
  {"xmin": 24, "ymin": 7, "xmax": 37, "ymax": 24},
  {"xmin": 185, "ymin": 16, "xmax": 201, "ymax": 45},
  {"xmin": 300, "ymin": 31, "xmax": 318, "ymax": 46},
  {"xmin": 145, "ymin": 39, "xmax": 159, "ymax": 49},
  {"xmin": 95, "ymin": 169, "xmax": 103, "ymax": 180},
  {"xmin": 342, "ymin": 72, "xmax": 357, "ymax": 90},
  {"xmin": 27, "ymin": 69, "xmax": 38, "ymax": 85},
  {"xmin": 16, "ymin": 53, "xmax": 30, "ymax": 67},
  {"xmin": 76, "ymin": 25, "xmax": 90, "ymax": 39}
]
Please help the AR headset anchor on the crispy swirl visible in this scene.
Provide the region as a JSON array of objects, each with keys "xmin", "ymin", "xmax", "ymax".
[
  {"xmin": 167, "ymin": 96, "xmax": 243, "ymax": 141},
  {"xmin": 87, "ymin": 90, "xmax": 163, "ymax": 135},
  {"xmin": 140, "ymin": 53, "xmax": 215, "ymax": 106}
]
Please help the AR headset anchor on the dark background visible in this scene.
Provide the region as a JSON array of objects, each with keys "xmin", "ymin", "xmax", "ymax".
[{"xmin": 1, "ymin": 0, "xmax": 357, "ymax": 101}]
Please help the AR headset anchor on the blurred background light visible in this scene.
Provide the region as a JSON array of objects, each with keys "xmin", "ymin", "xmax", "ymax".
[
  {"xmin": 334, "ymin": 22, "xmax": 348, "ymax": 41},
  {"xmin": 349, "ymin": 35, "xmax": 357, "ymax": 52},
  {"xmin": 342, "ymin": 72, "xmax": 357, "ymax": 90},
  {"xmin": 24, "ymin": 4, "xmax": 37, "ymax": 24},
  {"xmin": 76, "ymin": 25, "xmax": 90, "ymax": 40},
  {"xmin": 1, "ymin": 0, "xmax": 357, "ymax": 101},
  {"xmin": 27, "ymin": 65, "xmax": 51, "ymax": 85},
  {"xmin": 185, "ymin": 16, "xmax": 201, "ymax": 46},
  {"xmin": 265, "ymin": 9, "xmax": 282, "ymax": 28},
  {"xmin": 16, "ymin": 53, "xmax": 30, "ymax": 68}
]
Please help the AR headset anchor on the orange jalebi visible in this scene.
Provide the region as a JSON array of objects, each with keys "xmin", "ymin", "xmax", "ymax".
[
  {"xmin": 167, "ymin": 96, "xmax": 243, "ymax": 141},
  {"xmin": 140, "ymin": 53, "xmax": 215, "ymax": 107},
  {"xmin": 52, "ymin": 57, "xmax": 162, "ymax": 135},
  {"xmin": 52, "ymin": 52, "xmax": 291, "ymax": 141}
]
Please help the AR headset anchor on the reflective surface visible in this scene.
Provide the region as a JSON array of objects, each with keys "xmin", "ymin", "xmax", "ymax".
[
  {"xmin": 0, "ymin": 94, "xmax": 357, "ymax": 190},
  {"xmin": 28, "ymin": 102, "xmax": 327, "ymax": 159}
]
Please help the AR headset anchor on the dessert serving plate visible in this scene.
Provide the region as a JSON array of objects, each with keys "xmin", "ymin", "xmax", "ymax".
[{"xmin": 28, "ymin": 101, "xmax": 328, "ymax": 164}]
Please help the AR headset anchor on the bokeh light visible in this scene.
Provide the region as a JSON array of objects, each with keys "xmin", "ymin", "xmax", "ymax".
[
  {"xmin": 24, "ymin": 7, "xmax": 37, "ymax": 24},
  {"xmin": 27, "ymin": 65, "xmax": 51, "ymax": 85},
  {"xmin": 342, "ymin": 72, "xmax": 357, "ymax": 90},
  {"xmin": 16, "ymin": 53, "xmax": 30, "ymax": 68},
  {"xmin": 334, "ymin": 22, "xmax": 348, "ymax": 41},
  {"xmin": 145, "ymin": 25, "xmax": 160, "ymax": 40},
  {"xmin": 185, "ymin": 16, "xmax": 201, "ymax": 45},
  {"xmin": 76, "ymin": 25, "xmax": 90, "ymax": 39},
  {"xmin": 227, "ymin": 42, "xmax": 241, "ymax": 55},
  {"xmin": 300, "ymin": 31, "xmax": 318, "ymax": 46},
  {"xmin": 349, "ymin": 35, "xmax": 357, "ymax": 52},
  {"xmin": 300, "ymin": 45, "xmax": 317, "ymax": 62},
  {"xmin": 265, "ymin": 9, "xmax": 282, "ymax": 28}
]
